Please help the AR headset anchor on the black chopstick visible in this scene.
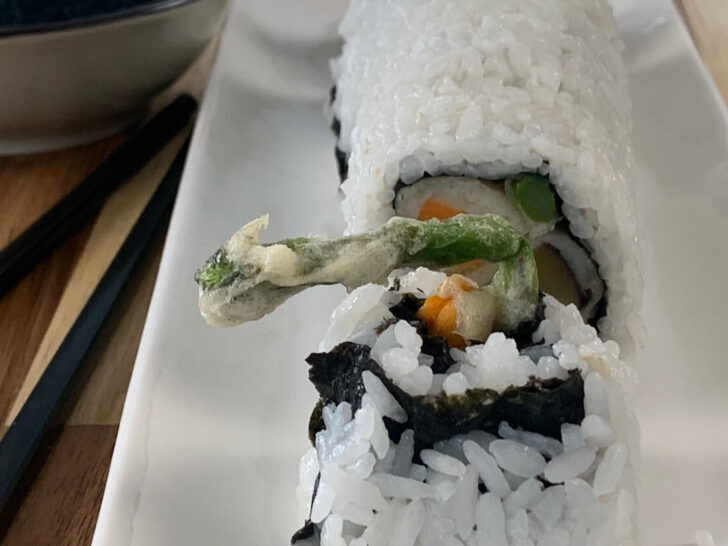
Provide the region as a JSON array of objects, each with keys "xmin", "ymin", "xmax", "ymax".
[
  {"xmin": 0, "ymin": 138, "xmax": 191, "ymax": 514},
  {"xmin": 0, "ymin": 94, "xmax": 196, "ymax": 298}
]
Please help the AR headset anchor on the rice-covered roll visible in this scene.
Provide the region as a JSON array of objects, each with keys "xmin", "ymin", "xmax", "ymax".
[
  {"xmin": 329, "ymin": 0, "xmax": 641, "ymax": 348},
  {"xmin": 292, "ymin": 270, "xmax": 638, "ymax": 546},
  {"xmin": 193, "ymin": 215, "xmax": 639, "ymax": 546}
]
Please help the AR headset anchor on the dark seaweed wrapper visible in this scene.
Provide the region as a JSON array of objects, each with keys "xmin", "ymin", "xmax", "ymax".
[
  {"xmin": 291, "ymin": 520, "xmax": 319, "ymax": 545},
  {"xmin": 307, "ymin": 342, "xmax": 584, "ymax": 445},
  {"xmin": 296, "ymin": 342, "xmax": 584, "ymax": 543}
]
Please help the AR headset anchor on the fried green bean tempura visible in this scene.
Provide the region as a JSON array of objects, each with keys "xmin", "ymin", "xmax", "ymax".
[{"xmin": 195, "ymin": 214, "xmax": 538, "ymax": 330}]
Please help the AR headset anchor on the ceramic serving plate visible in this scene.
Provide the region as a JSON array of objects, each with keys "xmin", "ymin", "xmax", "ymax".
[{"xmin": 92, "ymin": 0, "xmax": 728, "ymax": 544}]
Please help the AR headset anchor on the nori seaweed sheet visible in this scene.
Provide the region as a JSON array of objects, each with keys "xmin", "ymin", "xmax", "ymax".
[
  {"xmin": 328, "ymin": 86, "xmax": 349, "ymax": 181},
  {"xmin": 334, "ymin": 147, "xmax": 348, "ymax": 180},
  {"xmin": 307, "ymin": 341, "xmax": 584, "ymax": 445},
  {"xmin": 552, "ymin": 216, "xmax": 607, "ymax": 328},
  {"xmin": 297, "ymin": 331, "xmax": 583, "ymax": 543},
  {"xmin": 291, "ymin": 520, "xmax": 319, "ymax": 545},
  {"xmin": 387, "ymin": 294, "xmax": 455, "ymax": 373}
]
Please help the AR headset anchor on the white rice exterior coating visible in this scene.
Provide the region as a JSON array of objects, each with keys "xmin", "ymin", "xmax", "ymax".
[
  {"xmin": 299, "ymin": 277, "xmax": 639, "ymax": 544},
  {"xmin": 306, "ymin": 395, "xmax": 639, "ymax": 544},
  {"xmin": 331, "ymin": 0, "xmax": 642, "ymax": 348}
]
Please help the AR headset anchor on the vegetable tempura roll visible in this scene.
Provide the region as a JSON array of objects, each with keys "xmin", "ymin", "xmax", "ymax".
[
  {"xmin": 194, "ymin": 215, "xmax": 639, "ymax": 546},
  {"xmin": 293, "ymin": 270, "xmax": 638, "ymax": 546},
  {"xmin": 329, "ymin": 0, "xmax": 641, "ymax": 348}
]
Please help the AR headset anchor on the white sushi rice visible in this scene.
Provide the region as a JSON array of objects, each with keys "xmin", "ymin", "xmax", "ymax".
[
  {"xmin": 297, "ymin": 271, "xmax": 639, "ymax": 544},
  {"xmin": 330, "ymin": 0, "xmax": 642, "ymax": 348},
  {"xmin": 322, "ymin": 269, "xmax": 635, "ymax": 398}
]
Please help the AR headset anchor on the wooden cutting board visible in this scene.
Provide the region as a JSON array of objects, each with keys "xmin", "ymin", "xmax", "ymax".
[{"xmin": 0, "ymin": 2, "xmax": 724, "ymax": 544}]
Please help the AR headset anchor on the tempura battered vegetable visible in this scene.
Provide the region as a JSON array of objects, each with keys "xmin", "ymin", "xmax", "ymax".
[{"xmin": 195, "ymin": 214, "xmax": 538, "ymax": 331}]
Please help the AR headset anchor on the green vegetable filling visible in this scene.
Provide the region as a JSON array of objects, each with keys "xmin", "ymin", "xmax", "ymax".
[
  {"xmin": 510, "ymin": 174, "xmax": 557, "ymax": 223},
  {"xmin": 196, "ymin": 214, "xmax": 540, "ymax": 331}
]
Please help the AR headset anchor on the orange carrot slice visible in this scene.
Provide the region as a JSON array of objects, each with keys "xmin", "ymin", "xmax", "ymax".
[
  {"xmin": 417, "ymin": 198, "xmax": 465, "ymax": 221},
  {"xmin": 417, "ymin": 294, "xmax": 448, "ymax": 321},
  {"xmin": 416, "ymin": 275, "xmax": 478, "ymax": 349}
]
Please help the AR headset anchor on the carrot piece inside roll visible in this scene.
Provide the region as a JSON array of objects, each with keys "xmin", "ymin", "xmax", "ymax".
[
  {"xmin": 416, "ymin": 274, "xmax": 494, "ymax": 349},
  {"xmin": 417, "ymin": 197, "xmax": 465, "ymax": 221}
]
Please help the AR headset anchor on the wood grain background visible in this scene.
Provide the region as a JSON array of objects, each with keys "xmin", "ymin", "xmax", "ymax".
[
  {"xmin": 0, "ymin": 36, "xmax": 217, "ymax": 545},
  {"xmin": 0, "ymin": 2, "xmax": 724, "ymax": 544}
]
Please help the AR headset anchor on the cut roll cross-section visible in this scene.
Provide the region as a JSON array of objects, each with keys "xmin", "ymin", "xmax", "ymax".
[
  {"xmin": 194, "ymin": 213, "xmax": 640, "ymax": 546},
  {"xmin": 329, "ymin": 0, "xmax": 642, "ymax": 348},
  {"xmin": 293, "ymin": 268, "xmax": 638, "ymax": 546},
  {"xmin": 394, "ymin": 174, "xmax": 605, "ymax": 325}
]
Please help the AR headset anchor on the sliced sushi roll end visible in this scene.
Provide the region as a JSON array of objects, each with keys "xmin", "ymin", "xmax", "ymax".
[{"xmin": 293, "ymin": 267, "xmax": 637, "ymax": 545}]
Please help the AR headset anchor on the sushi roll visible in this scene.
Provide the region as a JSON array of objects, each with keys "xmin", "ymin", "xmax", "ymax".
[
  {"xmin": 329, "ymin": 0, "xmax": 641, "ymax": 348},
  {"xmin": 293, "ymin": 272, "xmax": 638, "ymax": 546},
  {"xmin": 194, "ymin": 214, "xmax": 639, "ymax": 545}
]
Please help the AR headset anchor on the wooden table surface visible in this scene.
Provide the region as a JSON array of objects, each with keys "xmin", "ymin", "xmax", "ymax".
[{"xmin": 0, "ymin": 2, "xmax": 725, "ymax": 544}]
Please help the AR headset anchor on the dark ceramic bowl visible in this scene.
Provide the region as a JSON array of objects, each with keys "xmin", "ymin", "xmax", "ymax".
[{"xmin": 0, "ymin": 0, "xmax": 228, "ymax": 154}]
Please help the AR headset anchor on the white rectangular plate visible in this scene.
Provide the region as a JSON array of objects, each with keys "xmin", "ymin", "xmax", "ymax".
[{"xmin": 93, "ymin": 1, "xmax": 728, "ymax": 544}]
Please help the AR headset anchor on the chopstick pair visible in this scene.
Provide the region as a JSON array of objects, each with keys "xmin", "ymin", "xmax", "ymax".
[{"xmin": 0, "ymin": 97, "xmax": 196, "ymax": 514}]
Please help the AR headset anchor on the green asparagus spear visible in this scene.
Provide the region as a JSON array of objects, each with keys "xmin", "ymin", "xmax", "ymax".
[{"xmin": 195, "ymin": 214, "xmax": 538, "ymax": 330}]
